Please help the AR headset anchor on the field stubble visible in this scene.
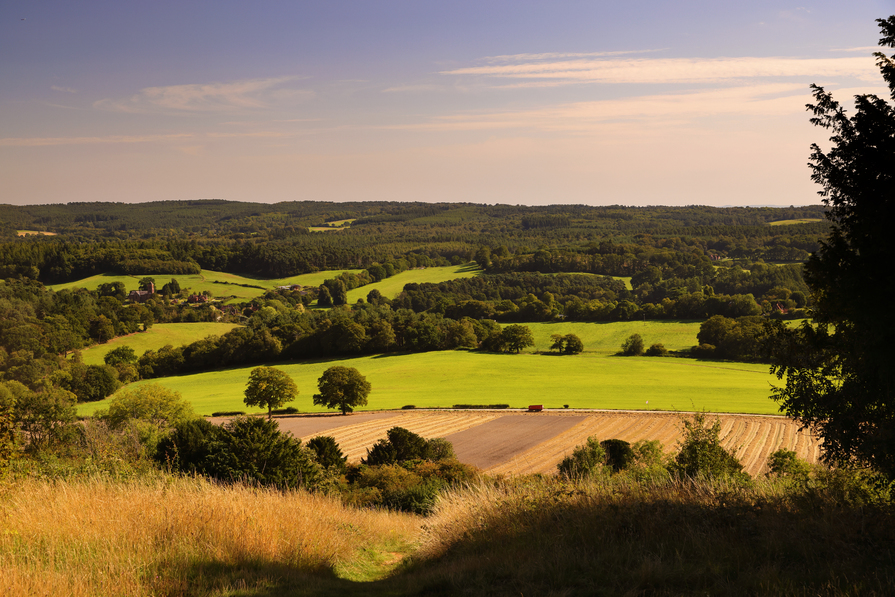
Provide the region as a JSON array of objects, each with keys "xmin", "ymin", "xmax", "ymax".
[{"xmin": 276, "ymin": 410, "xmax": 821, "ymax": 477}]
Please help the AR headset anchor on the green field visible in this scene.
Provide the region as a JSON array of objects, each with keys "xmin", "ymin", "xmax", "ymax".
[
  {"xmin": 78, "ymin": 322, "xmax": 242, "ymax": 365},
  {"xmin": 48, "ymin": 269, "xmax": 364, "ymax": 303},
  {"xmin": 526, "ymin": 320, "xmax": 701, "ymax": 353},
  {"xmin": 769, "ymin": 218, "xmax": 824, "ymax": 226},
  {"xmin": 77, "ymin": 349, "xmax": 781, "ymax": 417},
  {"xmin": 346, "ymin": 264, "xmax": 482, "ymax": 302}
]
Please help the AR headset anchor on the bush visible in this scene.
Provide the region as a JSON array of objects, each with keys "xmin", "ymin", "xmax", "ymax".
[
  {"xmin": 645, "ymin": 343, "xmax": 668, "ymax": 356},
  {"xmin": 307, "ymin": 435, "xmax": 347, "ymax": 472},
  {"xmin": 620, "ymin": 334, "xmax": 644, "ymax": 356},
  {"xmin": 425, "ymin": 437, "xmax": 456, "ymax": 461},
  {"xmin": 600, "ymin": 439, "xmax": 635, "ymax": 472},
  {"xmin": 558, "ymin": 436, "xmax": 605, "ymax": 479},
  {"xmin": 691, "ymin": 343, "xmax": 716, "ymax": 358},
  {"xmin": 766, "ymin": 448, "xmax": 812, "ymax": 480},
  {"xmin": 155, "ymin": 418, "xmax": 223, "ymax": 475},
  {"xmin": 363, "ymin": 427, "xmax": 455, "ymax": 465},
  {"xmin": 158, "ymin": 416, "xmax": 320, "ymax": 489},
  {"xmin": 670, "ymin": 413, "xmax": 747, "ymax": 480}
]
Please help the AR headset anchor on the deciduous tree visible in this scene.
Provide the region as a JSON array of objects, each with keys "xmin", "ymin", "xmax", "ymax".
[
  {"xmin": 313, "ymin": 366, "xmax": 371, "ymax": 415},
  {"xmin": 244, "ymin": 366, "xmax": 298, "ymax": 420}
]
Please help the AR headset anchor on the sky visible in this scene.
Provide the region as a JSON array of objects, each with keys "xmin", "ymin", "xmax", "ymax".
[{"xmin": 1, "ymin": 1, "xmax": 893, "ymax": 207}]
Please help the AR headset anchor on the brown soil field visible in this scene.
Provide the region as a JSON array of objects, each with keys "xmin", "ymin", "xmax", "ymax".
[{"xmin": 270, "ymin": 410, "xmax": 821, "ymax": 477}]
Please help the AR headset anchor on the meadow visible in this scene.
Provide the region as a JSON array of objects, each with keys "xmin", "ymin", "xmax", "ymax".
[
  {"xmin": 345, "ymin": 263, "xmax": 481, "ymax": 302},
  {"xmin": 78, "ymin": 348, "xmax": 779, "ymax": 417},
  {"xmin": 2, "ymin": 473, "xmax": 888, "ymax": 597},
  {"xmin": 78, "ymin": 322, "xmax": 242, "ymax": 365},
  {"xmin": 47, "ymin": 269, "xmax": 364, "ymax": 303}
]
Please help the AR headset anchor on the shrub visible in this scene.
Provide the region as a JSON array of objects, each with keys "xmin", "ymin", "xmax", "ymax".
[
  {"xmin": 645, "ymin": 343, "xmax": 668, "ymax": 356},
  {"xmin": 159, "ymin": 416, "xmax": 320, "ymax": 489},
  {"xmin": 155, "ymin": 418, "xmax": 223, "ymax": 475},
  {"xmin": 670, "ymin": 413, "xmax": 747, "ymax": 480},
  {"xmin": 425, "ymin": 437, "xmax": 456, "ymax": 461},
  {"xmin": 691, "ymin": 343, "xmax": 716, "ymax": 358},
  {"xmin": 600, "ymin": 439, "xmax": 635, "ymax": 472},
  {"xmin": 766, "ymin": 448, "xmax": 812, "ymax": 480},
  {"xmin": 558, "ymin": 436, "xmax": 605, "ymax": 479},
  {"xmin": 307, "ymin": 435, "xmax": 347, "ymax": 472},
  {"xmin": 363, "ymin": 427, "xmax": 454, "ymax": 465},
  {"xmin": 620, "ymin": 334, "xmax": 644, "ymax": 356}
]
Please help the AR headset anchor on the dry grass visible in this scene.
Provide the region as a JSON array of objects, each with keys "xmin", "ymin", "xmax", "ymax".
[
  {"xmin": 0, "ymin": 474, "xmax": 421, "ymax": 596},
  {"xmin": 398, "ymin": 476, "xmax": 895, "ymax": 596}
]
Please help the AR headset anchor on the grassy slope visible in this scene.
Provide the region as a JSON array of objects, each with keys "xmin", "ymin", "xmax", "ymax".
[
  {"xmin": 78, "ymin": 348, "xmax": 778, "ymax": 417},
  {"xmin": 48, "ymin": 269, "xmax": 364, "ymax": 303},
  {"xmin": 78, "ymin": 322, "xmax": 242, "ymax": 365},
  {"xmin": 345, "ymin": 264, "xmax": 482, "ymax": 302}
]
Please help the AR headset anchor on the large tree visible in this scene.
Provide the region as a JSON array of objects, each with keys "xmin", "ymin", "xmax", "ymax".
[
  {"xmin": 244, "ymin": 366, "xmax": 298, "ymax": 420},
  {"xmin": 770, "ymin": 17, "xmax": 895, "ymax": 478},
  {"xmin": 313, "ymin": 366, "xmax": 371, "ymax": 415}
]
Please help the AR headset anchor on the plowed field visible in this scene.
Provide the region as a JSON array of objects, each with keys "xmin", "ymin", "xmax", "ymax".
[{"xmin": 272, "ymin": 409, "xmax": 821, "ymax": 477}]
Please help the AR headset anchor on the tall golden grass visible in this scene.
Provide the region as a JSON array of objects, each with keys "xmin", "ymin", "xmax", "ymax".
[
  {"xmin": 2, "ymin": 471, "xmax": 892, "ymax": 596},
  {"xmin": 0, "ymin": 474, "xmax": 420, "ymax": 596},
  {"xmin": 403, "ymin": 474, "xmax": 895, "ymax": 596}
]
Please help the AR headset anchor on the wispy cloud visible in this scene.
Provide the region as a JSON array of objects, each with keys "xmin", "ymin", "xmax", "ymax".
[
  {"xmin": 482, "ymin": 49, "xmax": 663, "ymax": 63},
  {"xmin": 50, "ymin": 85, "xmax": 77, "ymax": 93},
  {"xmin": 382, "ymin": 84, "xmax": 444, "ymax": 93},
  {"xmin": 390, "ymin": 84, "xmax": 812, "ymax": 134},
  {"xmin": 94, "ymin": 77, "xmax": 312, "ymax": 114},
  {"xmin": 0, "ymin": 133, "xmax": 193, "ymax": 147},
  {"xmin": 442, "ymin": 55, "xmax": 879, "ymax": 85},
  {"xmin": 831, "ymin": 46, "xmax": 883, "ymax": 53}
]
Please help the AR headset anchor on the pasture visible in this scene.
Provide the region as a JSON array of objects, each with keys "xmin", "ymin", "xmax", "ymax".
[
  {"xmin": 769, "ymin": 218, "xmax": 824, "ymax": 226},
  {"xmin": 47, "ymin": 269, "xmax": 364, "ymax": 303},
  {"xmin": 345, "ymin": 263, "xmax": 482, "ymax": 302},
  {"xmin": 78, "ymin": 349, "xmax": 782, "ymax": 417},
  {"xmin": 78, "ymin": 322, "xmax": 242, "ymax": 365}
]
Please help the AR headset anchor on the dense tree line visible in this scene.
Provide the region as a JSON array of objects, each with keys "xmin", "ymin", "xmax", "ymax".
[{"xmin": 1, "ymin": 203, "xmax": 827, "ymax": 285}]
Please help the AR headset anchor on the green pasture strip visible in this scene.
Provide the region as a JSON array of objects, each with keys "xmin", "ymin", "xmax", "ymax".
[
  {"xmin": 769, "ymin": 218, "xmax": 824, "ymax": 226},
  {"xmin": 47, "ymin": 269, "xmax": 363, "ymax": 302},
  {"xmin": 345, "ymin": 264, "xmax": 482, "ymax": 302},
  {"xmin": 525, "ymin": 320, "xmax": 701, "ymax": 353},
  {"xmin": 614, "ymin": 276, "xmax": 633, "ymax": 290},
  {"xmin": 77, "ymin": 350, "xmax": 782, "ymax": 418},
  {"xmin": 77, "ymin": 322, "xmax": 242, "ymax": 365}
]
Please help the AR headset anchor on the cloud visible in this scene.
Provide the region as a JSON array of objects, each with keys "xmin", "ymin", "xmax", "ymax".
[
  {"xmin": 0, "ymin": 133, "xmax": 193, "ymax": 147},
  {"xmin": 50, "ymin": 85, "xmax": 77, "ymax": 93},
  {"xmin": 382, "ymin": 84, "xmax": 444, "ymax": 93},
  {"xmin": 94, "ymin": 76, "xmax": 312, "ymax": 114},
  {"xmin": 442, "ymin": 56, "xmax": 880, "ymax": 85},
  {"xmin": 482, "ymin": 49, "xmax": 663, "ymax": 63},
  {"xmin": 389, "ymin": 84, "xmax": 812, "ymax": 134},
  {"xmin": 831, "ymin": 46, "xmax": 883, "ymax": 53}
]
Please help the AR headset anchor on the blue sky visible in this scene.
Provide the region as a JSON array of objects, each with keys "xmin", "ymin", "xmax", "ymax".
[{"xmin": 1, "ymin": 1, "xmax": 892, "ymax": 206}]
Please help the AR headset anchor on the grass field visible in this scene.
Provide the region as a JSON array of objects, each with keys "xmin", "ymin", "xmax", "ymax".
[
  {"xmin": 78, "ymin": 348, "xmax": 781, "ymax": 417},
  {"xmin": 769, "ymin": 218, "xmax": 824, "ymax": 226},
  {"xmin": 526, "ymin": 320, "xmax": 701, "ymax": 353},
  {"xmin": 78, "ymin": 322, "xmax": 242, "ymax": 365},
  {"xmin": 345, "ymin": 264, "xmax": 482, "ymax": 302},
  {"xmin": 16, "ymin": 230, "xmax": 57, "ymax": 236},
  {"xmin": 47, "ymin": 269, "xmax": 364, "ymax": 303}
]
